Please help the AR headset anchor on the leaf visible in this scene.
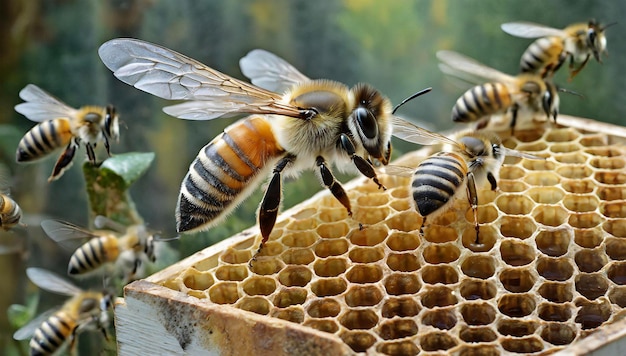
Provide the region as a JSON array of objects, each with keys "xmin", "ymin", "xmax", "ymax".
[
  {"xmin": 100, "ymin": 152, "xmax": 156, "ymax": 187},
  {"xmin": 7, "ymin": 294, "xmax": 39, "ymax": 329}
]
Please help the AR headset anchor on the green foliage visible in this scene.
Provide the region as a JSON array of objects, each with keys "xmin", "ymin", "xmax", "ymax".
[{"xmin": 7, "ymin": 294, "xmax": 38, "ymax": 331}]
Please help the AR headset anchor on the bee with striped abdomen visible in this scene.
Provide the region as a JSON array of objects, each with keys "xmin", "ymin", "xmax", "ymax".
[
  {"xmin": 501, "ymin": 20, "xmax": 612, "ymax": 80},
  {"xmin": 13, "ymin": 267, "xmax": 112, "ymax": 356},
  {"xmin": 0, "ymin": 193, "xmax": 22, "ymax": 230},
  {"xmin": 98, "ymin": 39, "xmax": 435, "ymax": 256},
  {"xmin": 437, "ymin": 50, "xmax": 559, "ymax": 131},
  {"xmin": 14, "ymin": 84, "xmax": 119, "ymax": 181}
]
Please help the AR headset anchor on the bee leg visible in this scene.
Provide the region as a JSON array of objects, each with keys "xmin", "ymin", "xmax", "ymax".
[
  {"xmin": 569, "ymin": 54, "xmax": 590, "ymax": 81},
  {"xmin": 339, "ymin": 133, "xmax": 386, "ymax": 190},
  {"xmin": 103, "ymin": 134, "xmax": 112, "ymax": 156},
  {"xmin": 487, "ymin": 171, "xmax": 498, "ymax": 191},
  {"xmin": 49, "ymin": 141, "xmax": 78, "ymax": 181},
  {"xmin": 316, "ymin": 155, "xmax": 352, "ymax": 215},
  {"xmin": 509, "ymin": 104, "xmax": 519, "ymax": 135},
  {"xmin": 85, "ymin": 143, "xmax": 97, "ymax": 164},
  {"xmin": 466, "ymin": 172, "xmax": 480, "ymax": 244},
  {"xmin": 419, "ymin": 216, "xmax": 427, "ymax": 236}
]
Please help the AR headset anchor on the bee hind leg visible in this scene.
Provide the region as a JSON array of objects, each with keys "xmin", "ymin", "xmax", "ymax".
[
  {"xmin": 316, "ymin": 155, "xmax": 352, "ymax": 215},
  {"xmin": 49, "ymin": 141, "xmax": 78, "ymax": 181},
  {"xmin": 339, "ymin": 133, "xmax": 386, "ymax": 190},
  {"xmin": 466, "ymin": 172, "xmax": 480, "ymax": 244}
]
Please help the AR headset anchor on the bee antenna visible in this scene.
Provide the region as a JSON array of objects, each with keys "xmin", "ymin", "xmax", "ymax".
[
  {"xmin": 392, "ymin": 87, "xmax": 432, "ymax": 114},
  {"xmin": 558, "ymin": 87, "xmax": 585, "ymax": 99},
  {"xmin": 600, "ymin": 22, "xmax": 618, "ymax": 31}
]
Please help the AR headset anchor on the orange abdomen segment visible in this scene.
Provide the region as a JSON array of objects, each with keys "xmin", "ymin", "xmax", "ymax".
[
  {"xmin": 452, "ymin": 83, "xmax": 512, "ymax": 122},
  {"xmin": 177, "ymin": 116, "xmax": 284, "ymax": 233},
  {"xmin": 16, "ymin": 118, "xmax": 73, "ymax": 162}
]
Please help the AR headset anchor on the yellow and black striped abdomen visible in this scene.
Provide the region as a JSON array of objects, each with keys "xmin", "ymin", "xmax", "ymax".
[
  {"xmin": 452, "ymin": 82, "xmax": 512, "ymax": 122},
  {"xmin": 520, "ymin": 36, "xmax": 564, "ymax": 74},
  {"xmin": 16, "ymin": 118, "xmax": 73, "ymax": 162},
  {"xmin": 177, "ymin": 116, "xmax": 285, "ymax": 233},
  {"xmin": 68, "ymin": 235, "xmax": 119, "ymax": 275},
  {"xmin": 29, "ymin": 311, "xmax": 76, "ymax": 356},
  {"xmin": 0, "ymin": 194, "xmax": 21, "ymax": 230},
  {"xmin": 411, "ymin": 152, "xmax": 468, "ymax": 217}
]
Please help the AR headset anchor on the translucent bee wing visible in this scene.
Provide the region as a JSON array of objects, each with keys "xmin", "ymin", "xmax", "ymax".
[
  {"xmin": 13, "ymin": 308, "xmax": 58, "ymax": 340},
  {"xmin": 501, "ymin": 22, "xmax": 567, "ymax": 38},
  {"xmin": 14, "ymin": 84, "xmax": 78, "ymax": 122},
  {"xmin": 436, "ymin": 50, "xmax": 516, "ymax": 84},
  {"xmin": 41, "ymin": 220, "xmax": 98, "ymax": 243},
  {"xmin": 98, "ymin": 39, "xmax": 302, "ymax": 120},
  {"xmin": 26, "ymin": 267, "xmax": 83, "ymax": 297},
  {"xmin": 500, "ymin": 146, "xmax": 545, "ymax": 160},
  {"xmin": 378, "ymin": 164, "xmax": 414, "ymax": 178},
  {"xmin": 391, "ymin": 117, "xmax": 461, "ymax": 148},
  {"xmin": 239, "ymin": 49, "xmax": 311, "ymax": 93},
  {"xmin": 94, "ymin": 215, "xmax": 126, "ymax": 232}
]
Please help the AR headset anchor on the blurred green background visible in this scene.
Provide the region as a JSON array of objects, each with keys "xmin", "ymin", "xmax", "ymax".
[{"xmin": 1, "ymin": 0, "xmax": 624, "ymax": 354}]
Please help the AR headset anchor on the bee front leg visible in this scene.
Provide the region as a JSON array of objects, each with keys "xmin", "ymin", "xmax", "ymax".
[
  {"xmin": 569, "ymin": 54, "xmax": 590, "ymax": 81},
  {"xmin": 339, "ymin": 133, "xmax": 386, "ymax": 190},
  {"xmin": 316, "ymin": 155, "xmax": 352, "ymax": 216},
  {"xmin": 49, "ymin": 141, "xmax": 78, "ymax": 181},
  {"xmin": 85, "ymin": 143, "xmax": 96, "ymax": 164},
  {"xmin": 466, "ymin": 171, "xmax": 480, "ymax": 244}
]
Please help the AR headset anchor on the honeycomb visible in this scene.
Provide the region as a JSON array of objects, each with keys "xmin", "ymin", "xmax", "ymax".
[{"xmin": 122, "ymin": 115, "xmax": 626, "ymax": 355}]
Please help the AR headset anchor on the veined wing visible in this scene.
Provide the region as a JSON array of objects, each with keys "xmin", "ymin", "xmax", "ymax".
[
  {"xmin": 501, "ymin": 22, "xmax": 567, "ymax": 38},
  {"xmin": 98, "ymin": 38, "xmax": 302, "ymax": 120},
  {"xmin": 13, "ymin": 308, "xmax": 58, "ymax": 341},
  {"xmin": 26, "ymin": 267, "xmax": 83, "ymax": 297},
  {"xmin": 239, "ymin": 49, "xmax": 311, "ymax": 93},
  {"xmin": 392, "ymin": 116, "xmax": 461, "ymax": 148},
  {"xmin": 14, "ymin": 84, "xmax": 78, "ymax": 122},
  {"xmin": 41, "ymin": 220, "xmax": 99, "ymax": 243},
  {"xmin": 436, "ymin": 50, "xmax": 516, "ymax": 84}
]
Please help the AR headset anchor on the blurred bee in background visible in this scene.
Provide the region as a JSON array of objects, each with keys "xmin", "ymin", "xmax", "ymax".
[
  {"xmin": 14, "ymin": 84, "xmax": 120, "ymax": 181},
  {"xmin": 13, "ymin": 267, "xmax": 112, "ymax": 356},
  {"xmin": 98, "ymin": 39, "xmax": 435, "ymax": 256},
  {"xmin": 501, "ymin": 20, "xmax": 613, "ymax": 80},
  {"xmin": 437, "ymin": 50, "xmax": 560, "ymax": 131},
  {"xmin": 41, "ymin": 216, "xmax": 159, "ymax": 283},
  {"xmin": 0, "ymin": 193, "xmax": 22, "ymax": 230}
]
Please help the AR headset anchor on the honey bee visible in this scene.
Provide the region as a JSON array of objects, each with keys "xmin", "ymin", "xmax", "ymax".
[
  {"xmin": 437, "ymin": 50, "xmax": 559, "ymax": 131},
  {"xmin": 0, "ymin": 193, "xmax": 22, "ymax": 230},
  {"xmin": 14, "ymin": 84, "xmax": 120, "ymax": 181},
  {"xmin": 41, "ymin": 217, "xmax": 157, "ymax": 282},
  {"xmin": 501, "ymin": 20, "xmax": 612, "ymax": 79},
  {"xmin": 98, "ymin": 39, "xmax": 435, "ymax": 253},
  {"xmin": 13, "ymin": 267, "xmax": 112, "ymax": 356}
]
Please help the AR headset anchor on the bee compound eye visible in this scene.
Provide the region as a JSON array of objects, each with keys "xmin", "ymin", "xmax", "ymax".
[{"xmin": 354, "ymin": 107, "xmax": 378, "ymax": 139}]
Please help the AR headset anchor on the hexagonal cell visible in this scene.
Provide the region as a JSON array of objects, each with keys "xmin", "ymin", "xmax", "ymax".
[
  {"xmin": 499, "ymin": 268, "xmax": 536, "ymax": 293},
  {"xmin": 237, "ymin": 296, "xmax": 271, "ymax": 315},
  {"xmin": 590, "ymin": 156, "xmax": 626, "ymax": 170},
  {"xmin": 574, "ymin": 249, "xmax": 607, "ymax": 273},
  {"xmin": 242, "ymin": 276, "xmax": 276, "ymax": 296},
  {"xmin": 568, "ymin": 212, "xmax": 602, "ymax": 229},
  {"xmin": 549, "ymin": 142, "xmax": 581, "ymax": 153},
  {"xmin": 376, "ymin": 341, "xmax": 419, "ymax": 356},
  {"xmin": 575, "ymin": 227, "xmax": 604, "ymax": 248},
  {"xmin": 536, "ymin": 229, "xmax": 571, "ymax": 257},
  {"xmin": 458, "ymin": 345, "xmax": 500, "ymax": 356},
  {"xmin": 249, "ymin": 257, "xmax": 285, "ymax": 275},
  {"xmin": 208, "ymin": 282, "xmax": 240, "ymax": 304},
  {"xmin": 431, "ymin": 209, "xmax": 461, "ymax": 226},
  {"xmin": 495, "ymin": 194, "xmax": 534, "ymax": 215},
  {"xmin": 348, "ymin": 247, "xmax": 384, "ymax": 265},
  {"xmin": 608, "ymin": 262, "xmax": 626, "ymax": 285},
  {"xmin": 423, "ymin": 243, "xmax": 461, "ymax": 264},
  {"xmin": 160, "ymin": 279, "xmax": 182, "ymax": 293},
  {"xmin": 181, "ymin": 267, "xmax": 215, "ymax": 291},
  {"xmin": 500, "ymin": 165, "xmax": 526, "ymax": 180},
  {"xmin": 318, "ymin": 207, "xmax": 349, "ymax": 223},
  {"xmin": 540, "ymin": 323, "xmax": 576, "ymax": 346},
  {"xmin": 421, "ymin": 286, "xmax": 457, "ymax": 308},
  {"xmin": 386, "ymin": 231, "xmax": 420, "ymax": 251},
  {"xmin": 545, "ymin": 128, "xmax": 580, "ymax": 142},
  {"xmin": 459, "ymin": 326, "xmax": 498, "ymax": 343},
  {"xmin": 499, "ymin": 216, "xmax": 536, "ymax": 239},
  {"xmin": 420, "ymin": 331, "xmax": 458, "ymax": 352},
  {"xmin": 384, "ymin": 273, "xmax": 421, "ymax": 295},
  {"xmin": 585, "ymin": 147, "xmax": 623, "ymax": 157},
  {"xmin": 314, "ymin": 238, "xmax": 349, "ymax": 258},
  {"xmin": 345, "ymin": 285, "xmax": 383, "ymax": 307},
  {"xmin": 604, "ymin": 219, "xmax": 626, "ymax": 238},
  {"xmin": 523, "ymin": 157, "xmax": 557, "ymax": 171},
  {"xmin": 354, "ymin": 206, "xmax": 390, "ymax": 225},
  {"xmin": 538, "ymin": 302, "xmax": 572, "ymax": 322},
  {"xmin": 594, "ymin": 171, "xmax": 626, "ymax": 185},
  {"xmin": 500, "ymin": 240, "xmax": 535, "ymax": 266},
  {"xmin": 461, "ymin": 255, "xmax": 496, "ymax": 279},
  {"xmin": 252, "ymin": 241, "xmax": 284, "ymax": 258},
  {"xmin": 378, "ymin": 319, "xmax": 419, "ymax": 340},
  {"xmin": 497, "ymin": 319, "xmax": 539, "ymax": 337},
  {"xmin": 220, "ymin": 248, "xmax": 252, "ymax": 264},
  {"xmin": 498, "ymin": 294, "xmax": 536, "ymax": 317},
  {"xmin": 527, "ymin": 186, "xmax": 564, "ymax": 204},
  {"xmin": 385, "ymin": 210, "xmax": 422, "ymax": 232},
  {"xmin": 575, "ymin": 299, "xmax": 611, "ymax": 329},
  {"xmin": 576, "ymin": 273, "xmax": 609, "ymax": 300},
  {"xmin": 606, "ymin": 238, "xmax": 626, "ymax": 260},
  {"xmin": 285, "ymin": 218, "xmax": 318, "ymax": 232},
  {"xmin": 514, "ymin": 129, "xmax": 544, "ymax": 142},
  {"xmin": 460, "ymin": 279, "xmax": 497, "ymax": 301},
  {"xmin": 562, "ymin": 179, "xmax": 595, "ymax": 194},
  {"xmin": 281, "ymin": 231, "xmax": 317, "ymax": 249},
  {"xmin": 579, "ymin": 135, "xmax": 607, "ymax": 147},
  {"xmin": 389, "ymin": 198, "xmax": 411, "ymax": 212},
  {"xmin": 357, "ymin": 192, "xmax": 389, "ymax": 207},
  {"xmin": 423, "ymin": 225, "xmax": 458, "ymax": 244},
  {"xmin": 498, "ymin": 180, "xmax": 528, "ymax": 192},
  {"xmin": 313, "ymin": 257, "xmax": 348, "ymax": 277},
  {"xmin": 381, "ymin": 297, "xmax": 420, "ymax": 318},
  {"xmin": 348, "ymin": 225, "xmax": 388, "ymax": 246},
  {"xmin": 533, "ymin": 205, "xmax": 568, "ymax": 227},
  {"xmin": 602, "ymin": 201, "xmax": 626, "ymax": 218},
  {"xmin": 306, "ymin": 298, "xmax": 341, "ymax": 318},
  {"xmin": 273, "ymin": 287, "xmax": 307, "ymax": 307},
  {"xmin": 536, "ymin": 257, "xmax": 574, "ymax": 281},
  {"xmin": 271, "ymin": 306, "xmax": 304, "ymax": 323},
  {"xmin": 340, "ymin": 331, "xmax": 377, "ymax": 353},
  {"xmin": 310, "ymin": 277, "xmax": 347, "ymax": 297},
  {"xmin": 421, "ymin": 265, "xmax": 458, "ymax": 285},
  {"xmin": 281, "ymin": 249, "xmax": 315, "ymax": 265},
  {"xmin": 340, "ymin": 309, "xmax": 379, "ymax": 330},
  {"xmin": 502, "ymin": 336, "xmax": 544, "ymax": 353},
  {"xmin": 460, "ymin": 302, "xmax": 496, "ymax": 325},
  {"xmin": 597, "ymin": 186, "xmax": 626, "ymax": 201},
  {"xmin": 538, "ymin": 282, "xmax": 573, "ymax": 303},
  {"xmin": 554, "ymin": 153, "xmax": 587, "ymax": 164},
  {"xmin": 462, "ymin": 225, "xmax": 498, "ymax": 252},
  {"xmin": 316, "ymin": 221, "xmax": 349, "ymax": 239},
  {"xmin": 464, "ymin": 205, "xmax": 498, "ymax": 224},
  {"xmin": 278, "ymin": 265, "xmax": 313, "ymax": 287},
  {"xmin": 386, "ymin": 253, "xmax": 420, "ymax": 272},
  {"xmin": 422, "ymin": 308, "xmax": 457, "ymax": 330},
  {"xmin": 516, "ymin": 140, "xmax": 548, "ymax": 152},
  {"xmin": 346, "ymin": 264, "xmax": 383, "ymax": 284},
  {"xmin": 524, "ymin": 171, "xmax": 560, "ymax": 186},
  {"xmin": 564, "ymin": 194, "xmax": 599, "ymax": 212},
  {"xmin": 302, "ymin": 319, "xmax": 339, "ymax": 334},
  {"xmin": 609, "ymin": 286, "xmax": 626, "ymax": 307}
]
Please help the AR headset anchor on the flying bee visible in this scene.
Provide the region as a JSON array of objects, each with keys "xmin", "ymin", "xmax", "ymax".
[
  {"xmin": 437, "ymin": 50, "xmax": 560, "ymax": 131},
  {"xmin": 41, "ymin": 217, "xmax": 158, "ymax": 282},
  {"xmin": 98, "ymin": 39, "xmax": 436, "ymax": 255},
  {"xmin": 14, "ymin": 84, "xmax": 120, "ymax": 181},
  {"xmin": 13, "ymin": 267, "xmax": 112, "ymax": 356},
  {"xmin": 0, "ymin": 193, "xmax": 22, "ymax": 230},
  {"xmin": 501, "ymin": 20, "xmax": 613, "ymax": 80}
]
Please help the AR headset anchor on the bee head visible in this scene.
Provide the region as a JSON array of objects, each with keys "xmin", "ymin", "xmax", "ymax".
[
  {"xmin": 104, "ymin": 105, "xmax": 120, "ymax": 141},
  {"xmin": 349, "ymin": 84, "xmax": 393, "ymax": 164},
  {"xmin": 588, "ymin": 20, "xmax": 614, "ymax": 62}
]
